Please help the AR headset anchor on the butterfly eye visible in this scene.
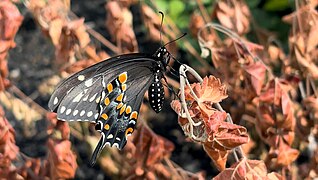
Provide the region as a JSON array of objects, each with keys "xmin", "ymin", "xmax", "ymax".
[{"xmin": 95, "ymin": 121, "xmax": 102, "ymax": 131}]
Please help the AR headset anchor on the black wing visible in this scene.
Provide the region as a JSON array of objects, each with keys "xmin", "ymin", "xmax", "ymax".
[
  {"xmin": 48, "ymin": 54, "xmax": 154, "ymax": 123},
  {"xmin": 48, "ymin": 54, "xmax": 159, "ymax": 165}
]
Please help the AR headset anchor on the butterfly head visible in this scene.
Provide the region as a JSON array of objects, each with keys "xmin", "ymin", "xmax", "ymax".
[
  {"xmin": 155, "ymin": 33, "xmax": 187, "ymax": 69},
  {"xmin": 154, "ymin": 46, "xmax": 171, "ymax": 68}
]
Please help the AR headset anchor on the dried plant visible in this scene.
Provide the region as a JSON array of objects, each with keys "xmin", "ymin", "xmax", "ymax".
[{"xmin": 0, "ymin": 0, "xmax": 318, "ymax": 179}]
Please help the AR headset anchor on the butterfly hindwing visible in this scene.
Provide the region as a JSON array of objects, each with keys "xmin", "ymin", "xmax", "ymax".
[{"xmin": 90, "ymin": 69, "xmax": 154, "ymax": 165}]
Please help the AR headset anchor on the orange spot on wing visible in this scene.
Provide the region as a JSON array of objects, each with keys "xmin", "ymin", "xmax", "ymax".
[
  {"xmin": 116, "ymin": 93, "xmax": 124, "ymax": 102},
  {"xmin": 104, "ymin": 97, "xmax": 110, "ymax": 106},
  {"xmin": 104, "ymin": 124, "xmax": 110, "ymax": 130},
  {"xmin": 107, "ymin": 83, "xmax": 113, "ymax": 92},
  {"xmin": 125, "ymin": 127, "xmax": 134, "ymax": 136},
  {"xmin": 118, "ymin": 72, "xmax": 127, "ymax": 84},
  {"xmin": 121, "ymin": 84, "xmax": 127, "ymax": 91},
  {"xmin": 130, "ymin": 111, "xmax": 138, "ymax": 119},
  {"xmin": 125, "ymin": 106, "xmax": 132, "ymax": 114},
  {"xmin": 117, "ymin": 103, "xmax": 123, "ymax": 109},
  {"xmin": 101, "ymin": 113, "xmax": 108, "ymax": 120},
  {"xmin": 119, "ymin": 104, "xmax": 126, "ymax": 115}
]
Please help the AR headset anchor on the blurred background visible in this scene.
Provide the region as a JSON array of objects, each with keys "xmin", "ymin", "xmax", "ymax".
[{"xmin": 1, "ymin": 0, "xmax": 317, "ymax": 179}]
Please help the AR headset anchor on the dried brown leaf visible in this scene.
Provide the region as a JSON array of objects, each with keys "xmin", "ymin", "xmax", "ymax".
[
  {"xmin": 170, "ymin": 100, "xmax": 182, "ymax": 117},
  {"xmin": 16, "ymin": 158, "xmax": 48, "ymax": 179},
  {"xmin": 307, "ymin": 24, "xmax": 318, "ymax": 52},
  {"xmin": 189, "ymin": 13, "xmax": 205, "ymax": 38},
  {"xmin": 215, "ymin": 0, "xmax": 250, "ymax": 35},
  {"xmin": 256, "ymin": 79, "xmax": 295, "ymax": 147},
  {"xmin": 47, "ymin": 139, "xmax": 77, "ymax": 179},
  {"xmin": 105, "ymin": 1, "xmax": 138, "ymax": 52},
  {"xmin": 133, "ymin": 124, "xmax": 174, "ymax": 167},
  {"xmin": 0, "ymin": 1, "xmax": 24, "ymax": 43},
  {"xmin": 303, "ymin": 96, "xmax": 318, "ymax": 121},
  {"xmin": 0, "ymin": 0, "xmax": 23, "ymax": 90},
  {"xmin": 213, "ymin": 159, "xmax": 282, "ymax": 180},
  {"xmin": 49, "ymin": 19, "xmax": 63, "ymax": 46},
  {"xmin": 282, "ymin": 5, "xmax": 317, "ymax": 25},
  {"xmin": 68, "ymin": 18, "xmax": 90, "ymax": 48},
  {"xmin": 203, "ymin": 141, "xmax": 228, "ymax": 171},
  {"xmin": 267, "ymin": 138, "xmax": 299, "ymax": 167},
  {"xmin": 141, "ymin": 5, "xmax": 162, "ymax": 42},
  {"xmin": 0, "ymin": 105, "xmax": 20, "ymax": 179},
  {"xmin": 244, "ymin": 61, "xmax": 267, "ymax": 95},
  {"xmin": 186, "ymin": 76, "xmax": 228, "ymax": 103},
  {"xmin": 0, "ymin": 106, "xmax": 19, "ymax": 161},
  {"xmin": 198, "ymin": 109, "xmax": 249, "ymax": 170},
  {"xmin": 212, "ymin": 122, "xmax": 249, "ymax": 149},
  {"xmin": 294, "ymin": 48, "xmax": 318, "ymax": 78}
]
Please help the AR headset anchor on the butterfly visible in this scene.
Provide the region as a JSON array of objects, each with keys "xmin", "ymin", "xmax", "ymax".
[{"xmin": 48, "ymin": 44, "xmax": 177, "ymax": 165}]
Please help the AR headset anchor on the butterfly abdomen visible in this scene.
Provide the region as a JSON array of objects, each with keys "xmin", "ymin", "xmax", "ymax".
[{"xmin": 148, "ymin": 74, "xmax": 164, "ymax": 113}]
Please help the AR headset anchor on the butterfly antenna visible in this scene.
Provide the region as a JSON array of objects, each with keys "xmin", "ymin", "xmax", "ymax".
[
  {"xmin": 159, "ymin": 11, "xmax": 164, "ymax": 45},
  {"xmin": 163, "ymin": 33, "xmax": 187, "ymax": 47}
]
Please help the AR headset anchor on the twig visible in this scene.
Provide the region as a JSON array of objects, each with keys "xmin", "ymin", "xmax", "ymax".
[
  {"xmin": 198, "ymin": 22, "xmax": 275, "ymax": 79},
  {"xmin": 309, "ymin": 76, "xmax": 318, "ymax": 97},
  {"xmin": 86, "ymin": 28, "xmax": 121, "ymax": 54},
  {"xmin": 241, "ymin": 114, "xmax": 256, "ymax": 124},
  {"xmin": 8, "ymin": 85, "xmax": 47, "ymax": 115},
  {"xmin": 68, "ymin": 11, "xmax": 121, "ymax": 54},
  {"xmin": 295, "ymin": 0, "xmax": 304, "ymax": 35},
  {"xmin": 69, "ymin": 125, "xmax": 84, "ymax": 140},
  {"xmin": 196, "ymin": 0, "xmax": 211, "ymax": 24},
  {"xmin": 165, "ymin": 158, "xmax": 201, "ymax": 178},
  {"xmin": 178, "ymin": 65, "xmax": 205, "ymax": 141},
  {"xmin": 163, "ymin": 157, "xmax": 185, "ymax": 179},
  {"xmin": 299, "ymin": 81, "xmax": 306, "ymax": 99}
]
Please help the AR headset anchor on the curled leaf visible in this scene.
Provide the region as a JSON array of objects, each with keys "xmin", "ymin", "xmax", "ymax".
[
  {"xmin": 244, "ymin": 61, "xmax": 267, "ymax": 95},
  {"xmin": 0, "ymin": 106, "xmax": 19, "ymax": 175},
  {"xmin": 133, "ymin": 124, "xmax": 174, "ymax": 167},
  {"xmin": 215, "ymin": 0, "xmax": 251, "ymax": 35},
  {"xmin": 213, "ymin": 159, "xmax": 282, "ymax": 180},
  {"xmin": 105, "ymin": 1, "xmax": 138, "ymax": 52},
  {"xmin": 47, "ymin": 139, "xmax": 77, "ymax": 179},
  {"xmin": 186, "ymin": 76, "xmax": 228, "ymax": 103}
]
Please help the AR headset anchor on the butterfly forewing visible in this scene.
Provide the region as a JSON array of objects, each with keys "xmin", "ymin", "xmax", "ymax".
[
  {"xmin": 48, "ymin": 53, "xmax": 152, "ymax": 112},
  {"xmin": 49, "ymin": 64, "xmax": 101, "ymax": 112},
  {"xmin": 56, "ymin": 76, "xmax": 103, "ymax": 122}
]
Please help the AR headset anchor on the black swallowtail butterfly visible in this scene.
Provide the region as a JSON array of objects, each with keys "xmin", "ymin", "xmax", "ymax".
[{"xmin": 48, "ymin": 45, "xmax": 177, "ymax": 166}]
